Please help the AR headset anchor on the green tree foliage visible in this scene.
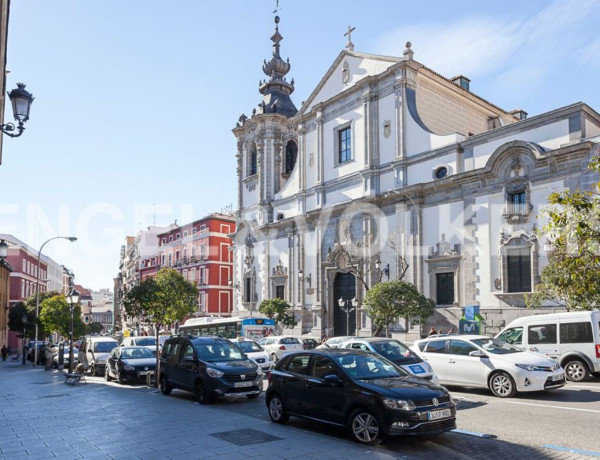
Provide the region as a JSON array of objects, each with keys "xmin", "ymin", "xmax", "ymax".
[
  {"xmin": 363, "ymin": 280, "xmax": 435, "ymax": 337},
  {"xmin": 85, "ymin": 322, "xmax": 104, "ymax": 335},
  {"xmin": 526, "ymin": 155, "xmax": 600, "ymax": 311},
  {"xmin": 258, "ymin": 298, "xmax": 298, "ymax": 329},
  {"xmin": 124, "ymin": 268, "xmax": 198, "ymax": 383},
  {"xmin": 38, "ymin": 294, "xmax": 85, "ymax": 339},
  {"xmin": 7, "ymin": 302, "xmax": 35, "ymax": 337}
]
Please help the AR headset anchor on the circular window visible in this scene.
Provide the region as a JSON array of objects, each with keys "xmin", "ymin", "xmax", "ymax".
[{"xmin": 434, "ymin": 166, "xmax": 448, "ymax": 179}]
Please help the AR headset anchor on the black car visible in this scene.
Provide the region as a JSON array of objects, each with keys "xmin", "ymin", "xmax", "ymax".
[
  {"xmin": 105, "ymin": 346, "xmax": 156, "ymax": 384},
  {"xmin": 266, "ymin": 349, "xmax": 456, "ymax": 445},
  {"xmin": 159, "ymin": 335, "xmax": 263, "ymax": 403}
]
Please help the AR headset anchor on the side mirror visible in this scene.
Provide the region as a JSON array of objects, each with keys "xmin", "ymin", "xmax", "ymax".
[
  {"xmin": 469, "ymin": 350, "xmax": 486, "ymax": 358},
  {"xmin": 323, "ymin": 374, "xmax": 344, "ymax": 386}
]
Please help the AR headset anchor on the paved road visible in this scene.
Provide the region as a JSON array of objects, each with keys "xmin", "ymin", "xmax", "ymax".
[{"xmin": 1, "ymin": 359, "xmax": 599, "ymax": 459}]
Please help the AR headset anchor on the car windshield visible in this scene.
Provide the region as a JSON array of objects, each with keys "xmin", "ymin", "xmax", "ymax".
[
  {"xmin": 236, "ymin": 341, "xmax": 263, "ymax": 353},
  {"xmin": 121, "ymin": 348, "xmax": 154, "ymax": 359},
  {"xmin": 472, "ymin": 338, "xmax": 522, "ymax": 354},
  {"xmin": 371, "ymin": 340, "xmax": 420, "ymax": 364},
  {"xmin": 335, "ymin": 354, "xmax": 408, "ymax": 380},
  {"xmin": 94, "ymin": 342, "xmax": 118, "ymax": 353},
  {"xmin": 194, "ymin": 340, "xmax": 245, "ymax": 362},
  {"xmin": 135, "ymin": 338, "xmax": 156, "ymax": 346}
]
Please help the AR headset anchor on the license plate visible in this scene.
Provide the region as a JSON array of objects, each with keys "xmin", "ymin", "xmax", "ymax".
[
  {"xmin": 427, "ymin": 409, "xmax": 451, "ymax": 421},
  {"xmin": 408, "ymin": 364, "xmax": 425, "ymax": 374},
  {"xmin": 552, "ymin": 373, "xmax": 564, "ymax": 381},
  {"xmin": 234, "ymin": 381, "xmax": 253, "ymax": 388},
  {"xmin": 139, "ymin": 371, "xmax": 147, "ymax": 376}
]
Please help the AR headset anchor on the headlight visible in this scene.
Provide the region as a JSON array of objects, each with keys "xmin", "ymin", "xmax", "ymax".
[
  {"xmin": 123, "ymin": 364, "xmax": 135, "ymax": 370},
  {"xmin": 516, "ymin": 364, "xmax": 547, "ymax": 372},
  {"xmin": 423, "ymin": 362, "xmax": 433, "ymax": 373},
  {"xmin": 256, "ymin": 367, "xmax": 264, "ymax": 376},
  {"xmin": 206, "ymin": 367, "xmax": 224, "ymax": 378},
  {"xmin": 382, "ymin": 398, "xmax": 416, "ymax": 410}
]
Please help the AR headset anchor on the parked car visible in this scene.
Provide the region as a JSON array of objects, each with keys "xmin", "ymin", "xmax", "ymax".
[
  {"xmin": 315, "ymin": 336, "xmax": 355, "ymax": 349},
  {"xmin": 159, "ymin": 336, "xmax": 263, "ymax": 403},
  {"xmin": 257, "ymin": 336, "xmax": 303, "ymax": 362},
  {"xmin": 51, "ymin": 346, "xmax": 78, "ymax": 369},
  {"xmin": 496, "ymin": 311, "xmax": 600, "ymax": 382},
  {"xmin": 230, "ymin": 338, "xmax": 273, "ymax": 373},
  {"xmin": 120, "ymin": 336, "xmax": 159, "ymax": 354},
  {"xmin": 300, "ymin": 337, "xmax": 320, "ymax": 350},
  {"xmin": 411, "ymin": 335, "xmax": 565, "ymax": 398},
  {"xmin": 266, "ymin": 349, "xmax": 456, "ymax": 445},
  {"xmin": 79, "ymin": 336, "xmax": 119, "ymax": 376},
  {"xmin": 340, "ymin": 337, "xmax": 439, "ymax": 383},
  {"xmin": 105, "ymin": 346, "xmax": 156, "ymax": 384}
]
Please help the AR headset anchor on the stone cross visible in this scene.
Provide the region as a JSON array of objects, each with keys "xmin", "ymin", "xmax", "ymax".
[{"xmin": 344, "ymin": 25, "xmax": 356, "ymax": 51}]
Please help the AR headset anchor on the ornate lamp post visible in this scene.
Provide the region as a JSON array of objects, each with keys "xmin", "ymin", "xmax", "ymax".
[
  {"xmin": 21, "ymin": 314, "xmax": 27, "ymax": 365},
  {"xmin": 0, "ymin": 83, "xmax": 34, "ymax": 138},
  {"xmin": 33, "ymin": 236, "xmax": 77, "ymax": 367},
  {"xmin": 338, "ymin": 297, "xmax": 356, "ymax": 336},
  {"xmin": 65, "ymin": 288, "xmax": 80, "ymax": 374}
]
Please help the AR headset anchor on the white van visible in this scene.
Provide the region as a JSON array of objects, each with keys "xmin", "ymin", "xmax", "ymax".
[{"xmin": 496, "ymin": 311, "xmax": 600, "ymax": 382}]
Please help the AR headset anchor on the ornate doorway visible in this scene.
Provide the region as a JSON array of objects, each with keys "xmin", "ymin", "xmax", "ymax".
[{"xmin": 333, "ymin": 272, "xmax": 356, "ymax": 336}]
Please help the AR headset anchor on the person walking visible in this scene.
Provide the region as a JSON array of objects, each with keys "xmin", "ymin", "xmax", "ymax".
[
  {"xmin": 428, "ymin": 327, "xmax": 438, "ymax": 336},
  {"xmin": 43, "ymin": 343, "xmax": 54, "ymax": 370},
  {"xmin": 1, "ymin": 345, "xmax": 8, "ymax": 361}
]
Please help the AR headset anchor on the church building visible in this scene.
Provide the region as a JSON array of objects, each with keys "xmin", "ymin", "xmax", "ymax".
[{"xmin": 231, "ymin": 16, "xmax": 600, "ymax": 337}]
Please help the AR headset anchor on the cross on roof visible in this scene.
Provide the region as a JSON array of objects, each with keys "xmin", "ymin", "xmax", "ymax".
[{"xmin": 344, "ymin": 25, "xmax": 356, "ymax": 50}]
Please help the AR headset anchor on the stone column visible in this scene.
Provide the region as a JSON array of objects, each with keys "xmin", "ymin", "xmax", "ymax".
[
  {"xmin": 273, "ymin": 134, "xmax": 282, "ymax": 194},
  {"xmin": 236, "ymin": 141, "xmax": 244, "ymax": 213}
]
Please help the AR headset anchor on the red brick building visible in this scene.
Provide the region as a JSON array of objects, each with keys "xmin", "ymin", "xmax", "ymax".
[{"xmin": 141, "ymin": 213, "xmax": 236, "ymax": 316}]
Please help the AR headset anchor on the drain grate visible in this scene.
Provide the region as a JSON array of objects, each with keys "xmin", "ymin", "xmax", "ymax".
[{"xmin": 210, "ymin": 428, "xmax": 282, "ymax": 446}]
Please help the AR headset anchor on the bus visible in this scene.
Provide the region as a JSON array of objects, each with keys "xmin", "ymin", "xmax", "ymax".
[{"xmin": 179, "ymin": 317, "xmax": 276, "ymax": 340}]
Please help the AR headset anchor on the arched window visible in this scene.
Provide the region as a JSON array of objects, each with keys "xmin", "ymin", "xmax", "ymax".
[
  {"xmin": 248, "ymin": 143, "xmax": 257, "ymax": 176},
  {"xmin": 284, "ymin": 140, "xmax": 297, "ymax": 175}
]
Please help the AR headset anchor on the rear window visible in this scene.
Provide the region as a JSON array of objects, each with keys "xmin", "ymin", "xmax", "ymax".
[
  {"xmin": 136, "ymin": 338, "xmax": 157, "ymax": 346},
  {"xmin": 560, "ymin": 322, "xmax": 593, "ymax": 344},
  {"xmin": 280, "ymin": 338, "xmax": 300, "ymax": 345},
  {"xmin": 94, "ymin": 341, "xmax": 118, "ymax": 353}
]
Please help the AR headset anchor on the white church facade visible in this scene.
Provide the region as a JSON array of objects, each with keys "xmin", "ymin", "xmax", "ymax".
[{"xmin": 231, "ymin": 16, "xmax": 600, "ymax": 337}]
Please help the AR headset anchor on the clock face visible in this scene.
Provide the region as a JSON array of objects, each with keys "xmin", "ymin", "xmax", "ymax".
[{"xmin": 435, "ymin": 166, "xmax": 448, "ymax": 179}]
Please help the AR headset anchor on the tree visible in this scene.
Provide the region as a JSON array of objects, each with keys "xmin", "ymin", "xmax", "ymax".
[
  {"xmin": 258, "ymin": 298, "xmax": 298, "ymax": 329},
  {"xmin": 85, "ymin": 322, "xmax": 104, "ymax": 335},
  {"xmin": 7, "ymin": 302, "xmax": 35, "ymax": 338},
  {"xmin": 38, "ymin": 294, "xmax": 85, "ymax": 339},
  {"xmin": 124, "ymin": 268, "xmax": 198, "ymax": 385},
  {"xmin": 363, "ymin": 280, "xmax": 435, "ymax": 337},
  {"xmin": 526, "ymin": 154, "xmax": 600, "ymax": 311}
]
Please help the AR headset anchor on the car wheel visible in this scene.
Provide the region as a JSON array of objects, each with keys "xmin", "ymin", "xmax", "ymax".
[
  {"xmin": 267, "ymin": 394, "xmax": 289, "ymax": 424},
  {"xmin": 246, "ymin": 393, "xmax": 260, "ymax": 399},
  {"xmin": 564, "ymin": 359, "xmax": 588, "ymax": 382},
  {"xmin": 89, "ymin": 363, "xmax": 95, "ymax": 376},
  {"xmin": 195, "ymin": 380, "xmax": 211, "ymax": 404},
  {"xmin": 159, "ymin": 375, "xmax": 172, "ymax": 395},
  {"xmin": 105, "ymin": 366, "xmax": 112, "ymax": 382},
  {"xmin": 348, "ymin": 408, "xmax": 381, "ymax": 445},
  {"xmin": 489, "ymin": 371, "xmax": 516, "ymax": 398}
]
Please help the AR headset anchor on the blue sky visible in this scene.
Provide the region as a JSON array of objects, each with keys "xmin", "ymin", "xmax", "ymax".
[{"xmin": 1, "ymin": 0, "xmax": 599, "ymax": 290}]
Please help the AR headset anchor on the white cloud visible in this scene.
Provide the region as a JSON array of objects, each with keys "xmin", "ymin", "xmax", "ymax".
[{"xmin": 371, "ymin": 0, "xmax": 600, "ymax": 81}]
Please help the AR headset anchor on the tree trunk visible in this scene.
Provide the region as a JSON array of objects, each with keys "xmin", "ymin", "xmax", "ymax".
[{"xmin": 155, "ymin": 324, "xmax": 160, "ymax": 388}]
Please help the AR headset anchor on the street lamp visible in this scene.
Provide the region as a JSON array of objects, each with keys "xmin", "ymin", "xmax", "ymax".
[
  {"xmin": 66, "ymin": 288, "xmax": 80, "ymax": 374},
  {"xmin": 34, "ymin": 236, "xmax": 77, "ymax": 367},
  {"xmin": 0, "ymin": 83, "xmax": 34, "ymax": 138},
  {"xmin": 338, "ymin": 297, "xmax": 356, "ymax": 336},
  {"xmin": 298, "ymin": 269, "xmax": 312, "ymax": 288},
  {"xmin": 0, "ymin": 239, "xmax": 8, "ymax": 259},
  {"xmin": 21, "ymin": 314, "xmax": 27, "ymax": 365}
]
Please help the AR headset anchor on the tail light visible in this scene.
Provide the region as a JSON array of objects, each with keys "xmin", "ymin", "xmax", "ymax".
[
  {"xmin": 279, "ymin": 345, "xmax": 286, "ymax": 350},
  {"xmin": 267, "ymin": 372, "xmax": 272, "ymax": 386},
  {"xmin": 596, "ymin": 344, "xmax": 600, "ymax": 359}
]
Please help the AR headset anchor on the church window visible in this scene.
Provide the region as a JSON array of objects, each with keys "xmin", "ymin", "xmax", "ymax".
[
  {"xmin": 275, "ymin": 285, "xmax": 285, "ymax": 300},
  {"xmin": 284, "ymin": 140, "xmax": 297, "ymax": 175},
  {"xmin": 436, "ymin": 272, "xmax": 454, "ymax": 305},
  {"xmin": 434, "ymin": 166, "xmax": 448, "ymax": 179},
  {"xmin": 507, "ymin": 191, "xmax": 526, "ymax": 214},
  {"xmin": 338, "ymin": 127, "xmax": 351, "ymax": 163},
  {"xmin": 507, "ymin": 250, "xmax": 531, "ymax": 293},
  {"xmin": 248, "ymin": 143, "xmax": 258, "ymax": 176},
  {"xmin": 244, "ymin": 277, "xmax": 252, "ymax": 303}
]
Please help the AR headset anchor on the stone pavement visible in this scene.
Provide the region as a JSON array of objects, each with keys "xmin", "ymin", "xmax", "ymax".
[{"xmin": 0, "ymin": 357, "xmax": 595, "ymax": 459}]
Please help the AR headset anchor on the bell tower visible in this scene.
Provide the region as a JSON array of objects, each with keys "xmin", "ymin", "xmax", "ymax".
[{"xmin": 233, "ymin": 15, "xmax": 298, "ymax": 226}]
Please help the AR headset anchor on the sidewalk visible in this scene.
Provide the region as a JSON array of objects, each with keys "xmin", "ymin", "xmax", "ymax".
[{"xmin": 0, "ymin": 358, "xmax": 404, "ymax": 460}]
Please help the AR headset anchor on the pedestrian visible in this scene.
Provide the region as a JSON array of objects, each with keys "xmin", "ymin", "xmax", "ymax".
[
  {"xmin": 448, "ymin": 328, "xmax": 455, "ymax": 334},
  {"xmin": 43, "ymin": 342, "xmax": 53, "ymax": 371},
  {"xmin": 428, "ymin": 327, "xmax": 437, "ymax": 336},
  {"xmin": 1, "ymin": 345, "xmax": 8, "ymax": 361}
]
